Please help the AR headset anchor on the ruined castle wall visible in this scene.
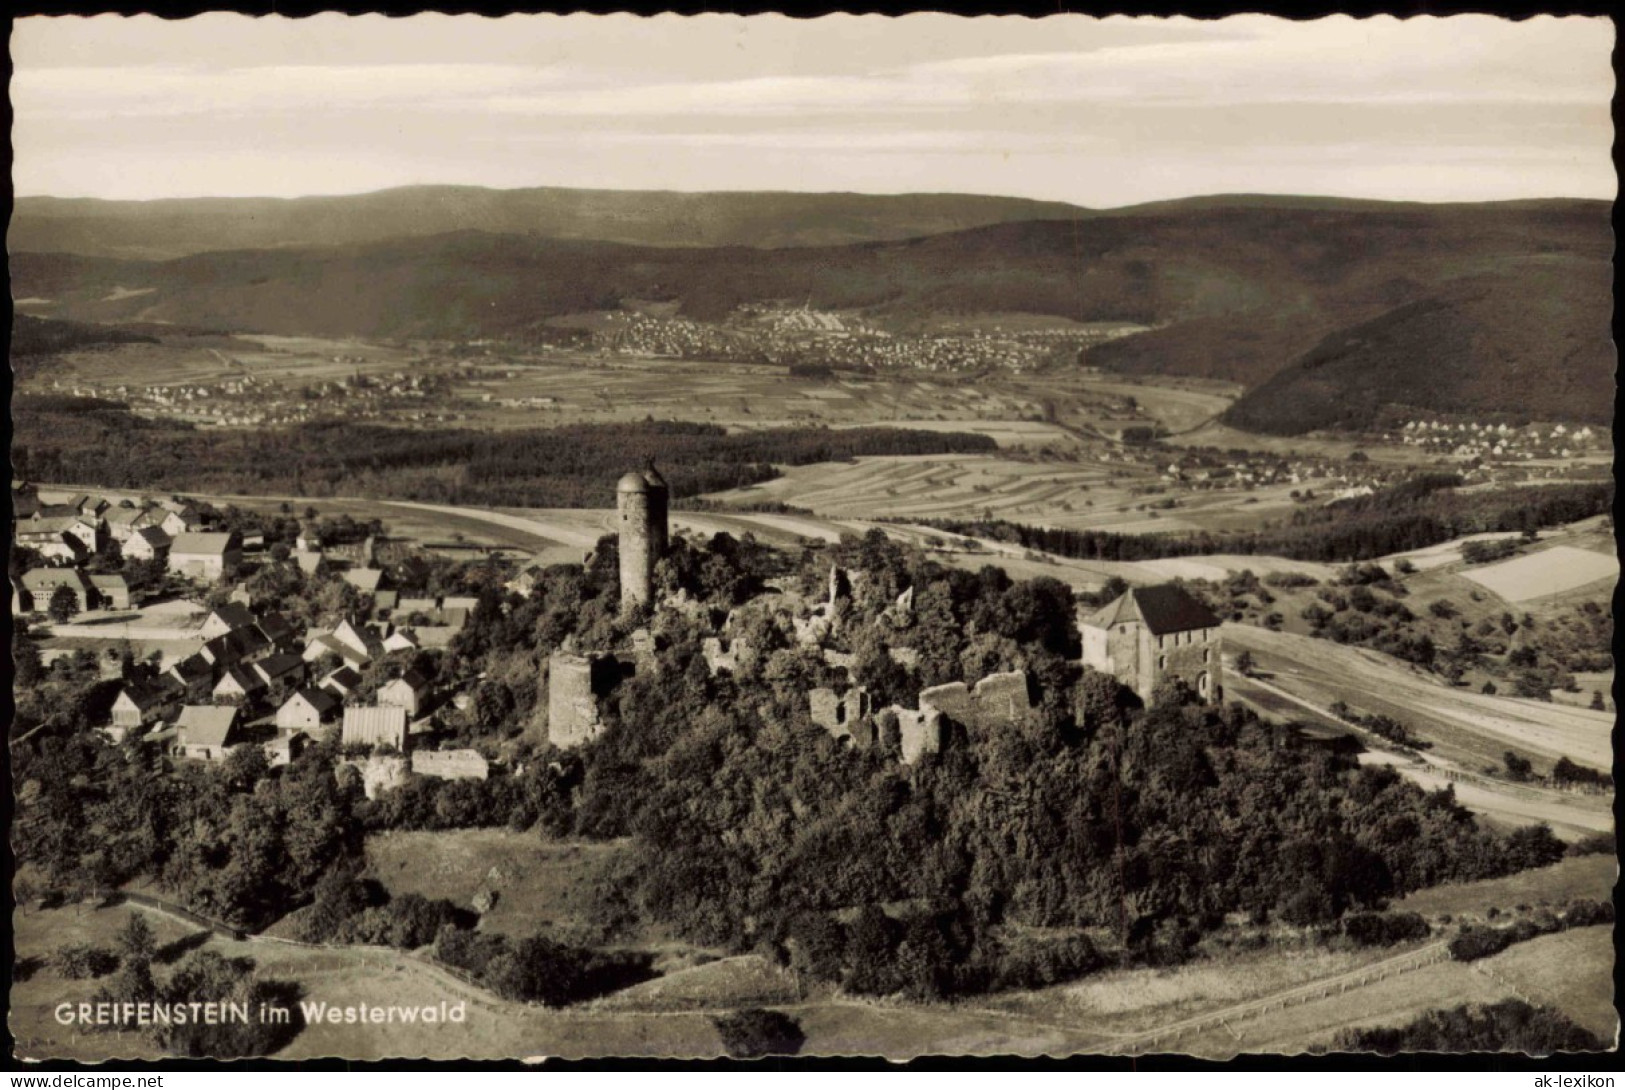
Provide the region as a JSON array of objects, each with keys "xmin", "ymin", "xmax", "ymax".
[
  {"xmin": 918, "ymin": 681, "xmax": 972, "ymax": 723},
  {"xmin": 896, "ymin": 707, "xmax": 945, "ymax": 764}
]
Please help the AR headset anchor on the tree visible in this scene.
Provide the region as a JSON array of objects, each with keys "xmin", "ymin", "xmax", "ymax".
[
  {"xmin": 711, "ymin": 1008, "xmax": 806, "ymax": 1059},
  {"xmin": 1502, "ymin": 751, "xmax": 1534, "ymax": 783},
  {"xmin": 117, "ymin": 913, "xmax": 158, "ymax": 964},
  {"xmin": 1234, "ymin": 650, "xmax": 1256, "ymax": 678},
  {"xmin": 48, "ymin": 585, "xmax": 82, "ymax": 624},
  {"xmin": 1589, "ymin": 691, "xmax": 1605, "ymax": 711}
]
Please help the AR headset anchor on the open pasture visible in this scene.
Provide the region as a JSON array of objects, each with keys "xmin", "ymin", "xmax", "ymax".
[
  {"xmin": 366, "ymin": 830, "xmax": 640, "ymax": 947},
  {"xmin": 32, "ymin": 334, "xmax": 423, "ymax": 392},
  {"xmin": 1394, "ymin": 854, "xmax": 1615, "ymax": 921},
  {"xmin": 1223, "ymin": 625, "xmax": 1614, "ymax": 772},
  {"xmin": 1460, "ymin": 544, "xmax": 1617, "ymax": 603},
  {"xmin": 1483, "ymin": 927, "xmax": 1617, "ymax": 1043}
]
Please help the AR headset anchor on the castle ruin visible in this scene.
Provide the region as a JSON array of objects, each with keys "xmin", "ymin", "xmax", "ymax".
[{"xmin": 546, "ymin": 649, "xmax": 628, "ymax": 748}]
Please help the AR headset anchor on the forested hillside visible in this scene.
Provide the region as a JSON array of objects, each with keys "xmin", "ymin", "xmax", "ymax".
[{"xmin": 10, "ymin": 396, "xmax": 995, "ymax": 506}]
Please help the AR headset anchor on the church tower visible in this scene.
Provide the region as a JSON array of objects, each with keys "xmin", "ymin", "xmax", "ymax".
[{"xmin": 617, "ymin": 462, "xmax": 668, "ymax": 611}]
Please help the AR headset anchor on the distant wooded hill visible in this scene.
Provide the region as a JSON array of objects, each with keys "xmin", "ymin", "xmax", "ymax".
[
  {"xmin": 9, "ymin": 185, "xmax": 1096, "ymax": 259},
  {"xmin": 10, "ymin": 194, "xmax": 1611, "ymax": 434}
]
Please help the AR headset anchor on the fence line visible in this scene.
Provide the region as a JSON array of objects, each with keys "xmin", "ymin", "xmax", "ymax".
[{"xmin": 1116, "ymin": 941, "xmax": 1450, "ymax": 1055}]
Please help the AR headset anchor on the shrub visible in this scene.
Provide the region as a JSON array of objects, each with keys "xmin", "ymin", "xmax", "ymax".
[
  {"xmin": 1561, "ymin": 899, "xmax": 1615, "ymax": 928},
  {"xmin": 1343, "ymin": 911, "xmax": 1430, "ymax": 948},
  {"xmin": 54, "ymin": 944, "xmax": 119, "ymax": 980},
  {"xmin": 1337, "ymin": 999, "xmax": 1605, "ymax": 1054},
  {"xmin": 712, "ymin": 1008, "xmax": 806, "ymax": 1059},
  {"xmin": 1566, "ymin": 831, "xmax": 1615, "ymax": 857}
]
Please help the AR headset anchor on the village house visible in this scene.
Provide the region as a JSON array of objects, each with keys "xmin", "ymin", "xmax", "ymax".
[
  {"xmin": 276, "ymin": 687, "xmax": 340, "ymax": 732},
  {"xmin": 89, "ymin": 573, "xmax": 132, "ymax": 610},
  {"xmin": 255, "ymin": 611, "xmax": 299, "ymax": 651},
  {"xmin": 213, "ymin": 664, "xmax": 266, "ymax": 702},
  {"xmin": 175, "ymin": 705, "xmax": 244, "ymax": 762},
  {"xmin": 341, "ymin": 705, "xmax": 410, "ymax": 752},
  {"xmin": 12, "ymin": 481, "xmax": 41, "ymax": 519},
  {"xmin": 321, "ymin": 666, "xmax": 365, "ymax": 699},
  {"xmin": 377, "ymin": 669, "xmax": 431, "ymax": 716},
  {"xmin": 341, "ymin": 568, "xmax": 386, "ymax": 596},
  {"xmin": 411, "ymin": 626, "xmax": 458, "ymax": 650},
  {"xmin": 168, "ymin": 531, "xmax": 243, "ymax": 581},
  {"xmin": 394, "ymin": 596, "xmax": 439, "ymax": 621},
  {"xmin": 110, "ymin": 685, "xmax": 168, "ymax": 733},
  {"xmin": 75, "ymin": 495, "xmax": 109, "ymax": 519},
  {"xmin": 103, "ymin": 505, "xmax": 155, "ymax": 543},
  {"xmin": 19, "ymin": 568, "xmax": 95, "ymax": 614},
  {"xmin": 264, "ymin": 731, "xmax": 310, "ymax": 768},
  {"xmin": 505, "ymin": 564, "xmax": 547, "ymax": 597},
  {"xmin": 382, "ymin": 628, "xmax": 419, "ymax": 653},
  {"xmin": 200, "ymin": 624, "xmax": 271, "ymax": 668},
  {"xmin": 201, "ymin": 603, "xmax": 257, "ymax": 640},
  {"xmin": 330, "ymin": 617, "xmax": 384, "ymax": 663},
  {"xmin": 163, "ymin": 654, "xmax": 215, "ymax": 694},
  {"xmin": 440, "ymin": 596, "xmax": 479, "ymax": 629},
  {"xmin": 160, "ymin": 507, "xmax": 205, "ymax": 537},
  {"xmin": 16, "ymin": 518, "xmax": 89, "ymax": 564},
  {"xmin": 253, "ymin": 652, "xmax": 306, "ymax": 690},
  {"xmin": 123, "ymin": 526, "xmax": 172, "ymax": 562}
]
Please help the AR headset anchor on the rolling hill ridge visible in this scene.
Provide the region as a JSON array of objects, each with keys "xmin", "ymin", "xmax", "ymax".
[
  {"xmin": 11, "ymin": 197, "xmax": 1611, "ymax": 433},
  {"xmin": 9, "ymin": 185, "xmax": 1097, "ymax": 259}
]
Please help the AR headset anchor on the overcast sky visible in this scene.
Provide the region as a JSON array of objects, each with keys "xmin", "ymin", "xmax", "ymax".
[{"xmin": 11, "ymin": 13, "xmax": 1616, "ymax": 205}]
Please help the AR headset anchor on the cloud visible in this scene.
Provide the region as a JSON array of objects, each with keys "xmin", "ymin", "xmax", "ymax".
[{"xmin": 9, "ymin": 14, "xmax": 1615, "ymax": 203}]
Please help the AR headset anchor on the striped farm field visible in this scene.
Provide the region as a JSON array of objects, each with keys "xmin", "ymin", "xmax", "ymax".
[{"xmin": 705, "ymin": 454, "xmax": 1201, "ymax": 532}]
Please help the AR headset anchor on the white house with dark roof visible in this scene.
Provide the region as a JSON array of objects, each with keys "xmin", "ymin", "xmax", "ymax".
[
  {"xmin": 1079, "ymin": 584, "xmax": 1225, "ymax": 706},
  {"xmin": 377, "ymin": 670, "xmax": 431, "ymax": 716},
  {"xmin": 123, "ymin": 526, "xmax": 172, "ymax": 562},
  {"xmin": 213, "ymin": 664, "xmax": 266, "ymax": 702},
  {"xmin": 253, "ymin": 652, "xmax": 305, "ymax": 689},
  {"xmin": 277, "ymin": 687, "xmax": 340, "ymax": 732},
  {"xmin": 201, "ymin": 603, "xmax": 257, "ymax": 640},
  {"xmin": 111, "ymin": 685, "xmax": 167, "ymax": 731}
]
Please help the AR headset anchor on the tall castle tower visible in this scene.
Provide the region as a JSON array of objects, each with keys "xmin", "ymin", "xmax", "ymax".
[{"xmin": 617, "ymin": 462, "xmax": 669, "ymax": 610}]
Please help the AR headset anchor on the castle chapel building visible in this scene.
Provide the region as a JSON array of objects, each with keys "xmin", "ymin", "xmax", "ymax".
[{"xmin": 1080, "ymin": 584, "xmax": 1223, "ymax": 705}]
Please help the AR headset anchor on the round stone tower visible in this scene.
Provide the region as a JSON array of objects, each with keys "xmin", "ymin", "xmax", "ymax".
[{"xmin": 617, "ymin": 463, "xmax": 669, "ymax": 610}]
